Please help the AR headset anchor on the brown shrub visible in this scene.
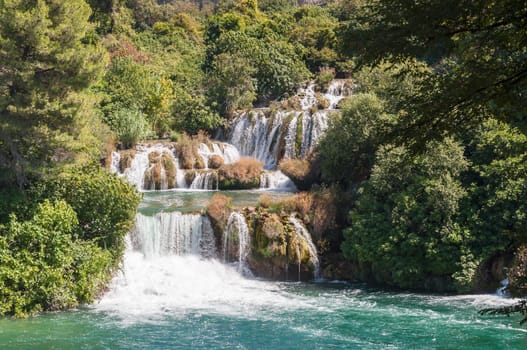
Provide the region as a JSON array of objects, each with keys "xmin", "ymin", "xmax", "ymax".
[
  {"xmin": 218, "ymin": 158, "xmax": 263, "ymax": 189},
  {"xmin": 162, "ymin": 152, "xmax": 177, "ymax": 189},
  {"xmin": 106, "ymin": 36, "xmax": 149, "ymax": 63},
  {"xmin": 119, "ymin": 149, "xmax": 136, "ymax": 172},
  {"xmin": 208, "ymin": 155, "xmax": 224, "ymax": 169},
  {"xmin": 258, "ymin": 193, "xmax": 273, "ymax": 208},
  {"xmin": 184, "ymin": 170, "xmax": 196, "ymax": 186},
  {"xmin": 278, "ymin": 157, "xmax": 320, "ymax": 190},
  {"xmin": 176, "ymin": 132, "xmax": 212, "ymax": 169},
  {"xmin": 316, "ymin": 93, "xmax": 330, "ymax": 109},
  {"xmin": 206, "ymin": 194, "xmax": 233, "ymax": 231}
]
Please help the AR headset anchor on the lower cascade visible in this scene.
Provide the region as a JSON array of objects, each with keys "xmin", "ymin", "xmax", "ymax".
[{"xmin": 132, "ymin": 212, "xmax": 216, "ymax": 258}]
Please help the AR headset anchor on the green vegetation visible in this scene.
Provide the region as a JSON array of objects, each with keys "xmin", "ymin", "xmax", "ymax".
[{"xmin": 1, "ymin": 0, "xmax": 525, "ymax": 322}]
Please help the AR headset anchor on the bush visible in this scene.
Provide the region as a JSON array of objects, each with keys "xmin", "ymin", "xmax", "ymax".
[
  {"xmin": 33, "ymin": 167, "xmax": 141, "ymax": 260},
  {"xmin": 341, "ymin": 139, "xmax": 471, "ymax": 292},
  {"xmin": 278, "ymin": 157, "xmax": 319, "ymax": 190},
  {"xmin": 206, "ymin": 194, "xmax": 233, "ymax": 240},
  {"xmin": 316, "ymin": 67, "xmax": 335, "ymax": 91},
  {"xmin": 218, "ymin": 158, "xmax": 263, "ymax": 189},
  {"xmin": 0, "ymin": 200, "xmax": 113, "ymax": 317},
  {"xmin": 208, "ymin": 155, "xmax": 224, "ymax": 169},
  {"xmin": 318, "ymin": 93, "xmax": 395, "ymax": 188},
  {"xmin": 108, "ymin": 107, "xmax": 151, "ymax": 148}
]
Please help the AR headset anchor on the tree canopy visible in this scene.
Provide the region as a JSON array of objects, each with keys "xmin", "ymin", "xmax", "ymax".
[{"xmin": 342, "ymin": 0, "xmax": 527, "ymax": 143}]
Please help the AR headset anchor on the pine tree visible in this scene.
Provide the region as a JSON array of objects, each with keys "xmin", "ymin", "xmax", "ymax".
[{"xmin": 0, "ymin": 0, "xmax": 106, "ymax": 187}]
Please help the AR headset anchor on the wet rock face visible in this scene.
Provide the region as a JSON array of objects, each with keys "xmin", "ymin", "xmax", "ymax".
[{"xmin": 245, "ymin": 209, "xmax": 317, "ymax": 281}]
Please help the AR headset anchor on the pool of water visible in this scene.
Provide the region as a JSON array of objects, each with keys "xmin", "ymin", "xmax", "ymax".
[
  {"xmin": 0, "ymin": 281, "xmax": 523, "ymax": 349},
  {"xmin": 1, "ymin": 190, "xmax": 524, "ymax": 349}
]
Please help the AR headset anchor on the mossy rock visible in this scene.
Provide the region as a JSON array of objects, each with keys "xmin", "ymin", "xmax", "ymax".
[
  {"xmin": 162, "ymin": 152, "xmax": 176, "ymax": 189},
  {"xmin": 218, "ymin": 177, "xmax": 260, "ymax": 190}
]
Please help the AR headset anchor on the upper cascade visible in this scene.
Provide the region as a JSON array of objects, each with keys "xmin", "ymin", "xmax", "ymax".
[
  {"xmin": 110, "ymin": 141, "xmax": 240, "ymax": 191},
  {"xmin": 226, "ymin": 79, "xmax": 352, "ymax": 168}
]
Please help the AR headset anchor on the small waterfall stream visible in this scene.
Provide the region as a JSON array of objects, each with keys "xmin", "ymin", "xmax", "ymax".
[
  {"xmin": 224, "ymin": 212, "xmax": 251, "ymax": 274},
  {"xmin": 289, "ymin": 214, "xmax": 320, "ymax": 280}
]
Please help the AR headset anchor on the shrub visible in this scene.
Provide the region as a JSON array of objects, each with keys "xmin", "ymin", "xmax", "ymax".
[
  {"xmin": 108, "ymin": 107, "xmax": 151, "ymax": 148},
  {"xmin": 208, "ymin": 155, "xmax": 225, "ymax": 169},
  {"xmin": 316, "ymin": 67, "xmax": 335, "ymax": 91},
  {"xmin": 206, "ymin": 194, "xmax": 233, "ymax": 240},
  {"xmin": 0, "ymin": 200, "xmax": 113, "ymax": 317},
  {"xmin": 33, "ymin": 167, "xmax": 141, "ymax": 261},
  {"xmin": 218, "ymin": 158, "xmax": 263, "ymax": 189},
  {"xmin": 508, "ymin": 246, "xmax": 527, "ymax": 297},
  {"xmin": 278, "ymin": 157, "xmax": 320, "ymax": 190}
]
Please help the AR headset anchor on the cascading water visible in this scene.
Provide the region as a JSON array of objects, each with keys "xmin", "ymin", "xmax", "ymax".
[
  {"xmin": 227, "ymin": 80, "xmax": 351, "ymax": 164},
  {"xmin": 260, "ymin": 170, "xmax": 296, "ymax": 190},
  {"xmin": 223, "ymin": 212, "xmax": 251, "ymax": 274},
  {"xmin": 324, "ymin": 80, "xmax": 353, "ymax": 110},
  {"xmin": 190, "ymin": 172, "xmax": 217, "ymax": 190},
  {"xmin": 174, "ymin": 157, "xmax": 188, "ymax": 189},
  {"xmin": 228, "ymin": 111, "xmax": 286, "ymax": 169},
  {"xmin": 289, "ymin": 214, "xmax": 320, "ymax": 280},
  {"xmin": 115, "ymin": 144, "xmax": 177, "ymax": 191},
  {"xmin": 109, "ymin": 151, "xmax": 121, "ymax": 174},
  {"xmin": 496, "ymin": 278, "xmax": 509, "ymax": 297},
  {"xmin": 132, "ymin": 212, "xmax": 215, "ymax": 257},
  {"xmin": 197, "ymin": 142, "xmax": 240, "ymax": 167}
]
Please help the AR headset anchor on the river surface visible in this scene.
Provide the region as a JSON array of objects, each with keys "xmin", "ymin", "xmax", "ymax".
[{"xmin": 0, "ymin": 190, "xmax": 524, "ymax": 349}]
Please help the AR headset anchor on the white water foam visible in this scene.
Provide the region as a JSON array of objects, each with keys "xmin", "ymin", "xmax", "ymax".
[{"xmin": 260, "ymin": 170, "xmax": 297, "ymax": 191}]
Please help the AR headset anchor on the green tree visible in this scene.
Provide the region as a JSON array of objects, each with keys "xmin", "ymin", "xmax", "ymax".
[
  {"xmin": 206, "ymin": 52, "xmax": 257, "ymax": 116},
  {"xmin": 0, "ymin": 0, "xmax": 106, "ymax": 187},
  {"xmin": 342, "ymin": 139, "xmax": 472, "ymax": 291},
  {"xmin": 318, "ymin": 93, "xmax": 395, "ymax": 188},
  {"xmin": 0, "ymin": 200, "xmax": 113, "ymax": 317},
  {"xmin": 342, "ymin": 0, "xmax": 527, "ymax": 141}
]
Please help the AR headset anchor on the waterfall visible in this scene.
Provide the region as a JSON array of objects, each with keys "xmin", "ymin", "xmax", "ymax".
[
  {"xmin": 289, "ymin": 214, "xmax": 320, "ymax": 280},
  {"xmin": 197, "ymin": 142, "xmax": 240, "ymax": 167},
  {"xmin": 190, "ymin": 172, "xmax": 216, "ymax": 190},
  {"xmin": 224, "ymin": 212, "xmax": 251, "ymax": 274},
  {"xmin": 109, "ymin": 151, "xmax": 121, "ymax": 174},
  {"xmin": 132, "ymin": 212, "xmax": 217, "ymax": 258},
  {"xmin": 283, "ymin": 113, "xmax": 300, "ymax": 160},
  {"xmin": 496, "ymin": 278, "xmax": 509, "ymax": 297},
  {"xmin": 299, "ymin": 111, "xmax": 329, "ymax": 158},
  {"xmin": 324, "ymin": 80, "xmax": 352, "ymax": 110},
  {"xmin": 116, "ymin": 144, "xmax": 177, "ymax": 191},
  {"xmin": 299, "ymin": 83, "xmax": 317, "ymax": 110},
  {"xmin": 228, "ymin": 111, "xmax": 286, "ymax": 169},
  {"xmin": 174, "ymin": 157, "xmax": 188, "ymax": 189},
  {"xmin": 260, "ymin": 171, "xmax": 296, "ymax": 191},
  {"xmin": 228, "ymin": 110, "xmax": 329, "ymax": 163}
]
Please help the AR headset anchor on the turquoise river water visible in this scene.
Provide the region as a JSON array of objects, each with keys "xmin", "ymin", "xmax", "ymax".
[{"xmin": 0, "ymin": 191, "xmax": 525, "ymax": 349}]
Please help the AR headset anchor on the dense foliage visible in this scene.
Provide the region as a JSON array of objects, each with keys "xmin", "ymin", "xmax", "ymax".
[
  {"xmin": 1, "ymin": 0, "xmax": 525, "ymax": 321},
  {"xmin": 0, "ymin": 168, "xmax": 140, "ymax": 317}
]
